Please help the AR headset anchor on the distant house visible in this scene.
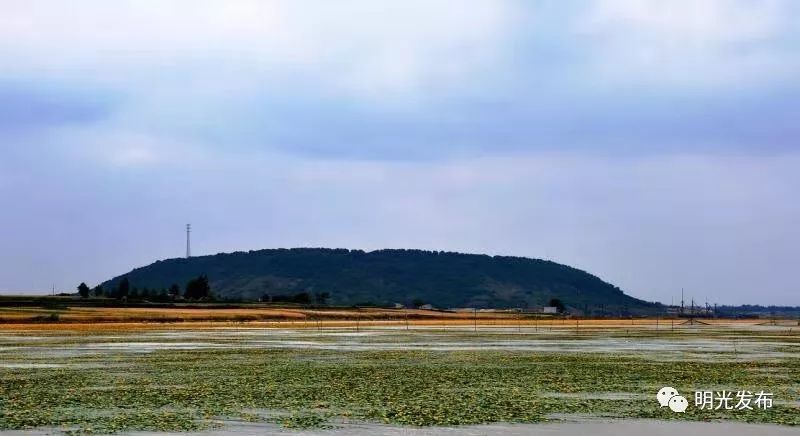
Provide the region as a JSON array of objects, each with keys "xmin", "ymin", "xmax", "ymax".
[
  {"xmin": 419, "ymin": 304, "xmax": 434, "ymax": 310},
  {"xmin": 392, "ymin": 303, "xmax": 405, "ymax": 309},
  {"xmin": 542, "ymin": 306, "xmax": 558, "ymax": 314}
]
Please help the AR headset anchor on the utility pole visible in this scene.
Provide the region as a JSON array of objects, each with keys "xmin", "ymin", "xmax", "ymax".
[{"xmin": 186, "ymin": 224, "xmax": 191, "ymax": 258}]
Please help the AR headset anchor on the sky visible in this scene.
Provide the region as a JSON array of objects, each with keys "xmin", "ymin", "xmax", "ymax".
[{"xmin": 1, "ymin": 0, "xmax": 799, "ymax": 305}]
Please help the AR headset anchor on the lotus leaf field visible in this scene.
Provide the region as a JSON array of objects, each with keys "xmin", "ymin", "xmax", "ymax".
[{"xmin": 0, "ymin": 322, "xmax": 798, "ymax": 433}]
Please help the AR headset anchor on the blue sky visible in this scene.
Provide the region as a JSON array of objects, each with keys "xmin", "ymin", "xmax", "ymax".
[{"xmin": 1, "ymin": 0, "xmax": 799, "ymax": 305}]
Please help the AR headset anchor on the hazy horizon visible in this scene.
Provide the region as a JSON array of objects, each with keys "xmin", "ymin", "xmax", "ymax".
[{"xmin": 1, "ymin": 1, "xmax": 799, "ymax": 305}]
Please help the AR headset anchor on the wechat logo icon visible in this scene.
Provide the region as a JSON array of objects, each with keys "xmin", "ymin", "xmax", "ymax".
[{"xmin": 657, "ymin": 386, "xmax": 688, "ymax": 413}]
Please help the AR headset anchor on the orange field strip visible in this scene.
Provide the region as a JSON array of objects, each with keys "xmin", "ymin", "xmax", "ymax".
[{"xmin": 1, "ymin": 305, "xmax": 782, "ymax": 331}]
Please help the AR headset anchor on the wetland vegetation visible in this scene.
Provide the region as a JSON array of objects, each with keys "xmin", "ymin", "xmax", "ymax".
[{"xmin": 0, "ymin": 324, "xmax": 798, "ymax": 433}]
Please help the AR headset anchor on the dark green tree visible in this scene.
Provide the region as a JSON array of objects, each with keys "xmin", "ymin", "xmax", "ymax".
[
  {"xmin": 77, "ymin": 282, "xmax": 90, "ymax": 298},
  {"xmin": 185, "ymin": 274, "xmax": 210, "ymax": 300},
  {"xmin": 168, "ymin": 284, "xmax": 180, "ymax": 298},
  {"xmin": 548, "ymin": 298, "xmax": 565, "ymax": 313},
  {"xmin": 412, "ymin": 298, "xmax": 425, "ymax": 308},
  {"xmin": 293, "ymin": 292, "xmax": 311, "ymax": 304},
  {"xmin": 92, "ymin": 285, "xmax": 104, "ymax": 297},
  {"xmin": 117, "ymin": 277, "xmax": 130, "ymax": 299},
  {"xmin": 314, "ymin": 292, "xmax": 331, "ymax": 305}
]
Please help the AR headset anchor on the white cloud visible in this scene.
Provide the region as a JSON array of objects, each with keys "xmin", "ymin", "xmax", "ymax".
[
  {"xmin": 575, "ymin": 0, "xmax": 795, "ymax": 85},
  {"xmin": 581, "ymin": 0, "xmax": 783, "ymax": 42},
  {"xmin": 0, "ymin": 1, "xmax": 517, "ymax": 99},
  {"xmin": 108, "ymin": 144, "xmax": 159, "ymax": 166},
  {"xmin": 52, "ymin": 127, "xmax": 185, "ymax": 167}
]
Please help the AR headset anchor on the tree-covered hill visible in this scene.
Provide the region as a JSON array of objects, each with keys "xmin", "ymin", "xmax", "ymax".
[{"xmin": 101, "ymin": 248, "xmax": 657, "ymax": 313}]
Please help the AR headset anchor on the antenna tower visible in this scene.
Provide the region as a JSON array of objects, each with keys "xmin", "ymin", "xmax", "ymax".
[{"xmin": 186, "ymin": 224, "xmax": 191, "ymax": 258}]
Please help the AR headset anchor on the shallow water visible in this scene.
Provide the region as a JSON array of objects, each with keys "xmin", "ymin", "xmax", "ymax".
[
  {"xmin": 1, "ymin": 326, "xmax": 798, "ymax": 435},
  {"xmin": 1, "ymin": 326, "xmax": 797, "ymax": 362}
]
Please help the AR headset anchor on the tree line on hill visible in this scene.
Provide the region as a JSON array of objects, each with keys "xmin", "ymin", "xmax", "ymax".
[
  {"xmin": 77, "ymin": 269, "xmax": 570, "ymax": 313},
  {"xmin": 76, "ymin": 274, "xmax": 212, "ymax": 302},
  {"xmin": 261, "ymin": 291, "xmax": 330, "ymax": 305},
  {"xmin": 77, "ymin": 274, "xmax": 333, "ymax": 306}
]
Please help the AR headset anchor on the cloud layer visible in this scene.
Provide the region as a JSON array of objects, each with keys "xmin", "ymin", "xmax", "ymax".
[{"xmin": 1, "ymin": 1, "xmax": 798, "ymax": 304}]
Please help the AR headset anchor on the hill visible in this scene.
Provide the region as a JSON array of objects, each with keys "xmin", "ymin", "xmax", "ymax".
[{"xmin": 101, "ymin": 248, "xmax": 656, "ymax": 313}]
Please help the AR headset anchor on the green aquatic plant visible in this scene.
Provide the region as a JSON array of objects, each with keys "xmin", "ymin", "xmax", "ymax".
[{"xmin": 0, "ymin": 329, "xmax": 798, "ymax": 433}]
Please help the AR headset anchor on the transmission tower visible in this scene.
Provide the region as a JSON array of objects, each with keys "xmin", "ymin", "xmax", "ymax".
[{"xmin": 186, "ymin": 224, "xmax": 191, "ymax": 258}]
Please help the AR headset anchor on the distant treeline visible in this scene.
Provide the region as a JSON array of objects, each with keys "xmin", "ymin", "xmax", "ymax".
[
  {"xmin": 263, "ymin": 292, "xmax": 329, "ymax": 305},
  {"xmin": 714, "ymin": 305, "xmax": 800, "ymax": 317},
  {"xmin": 80, "ymin": 274, "xmax": 212, "ymax": 302}
]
